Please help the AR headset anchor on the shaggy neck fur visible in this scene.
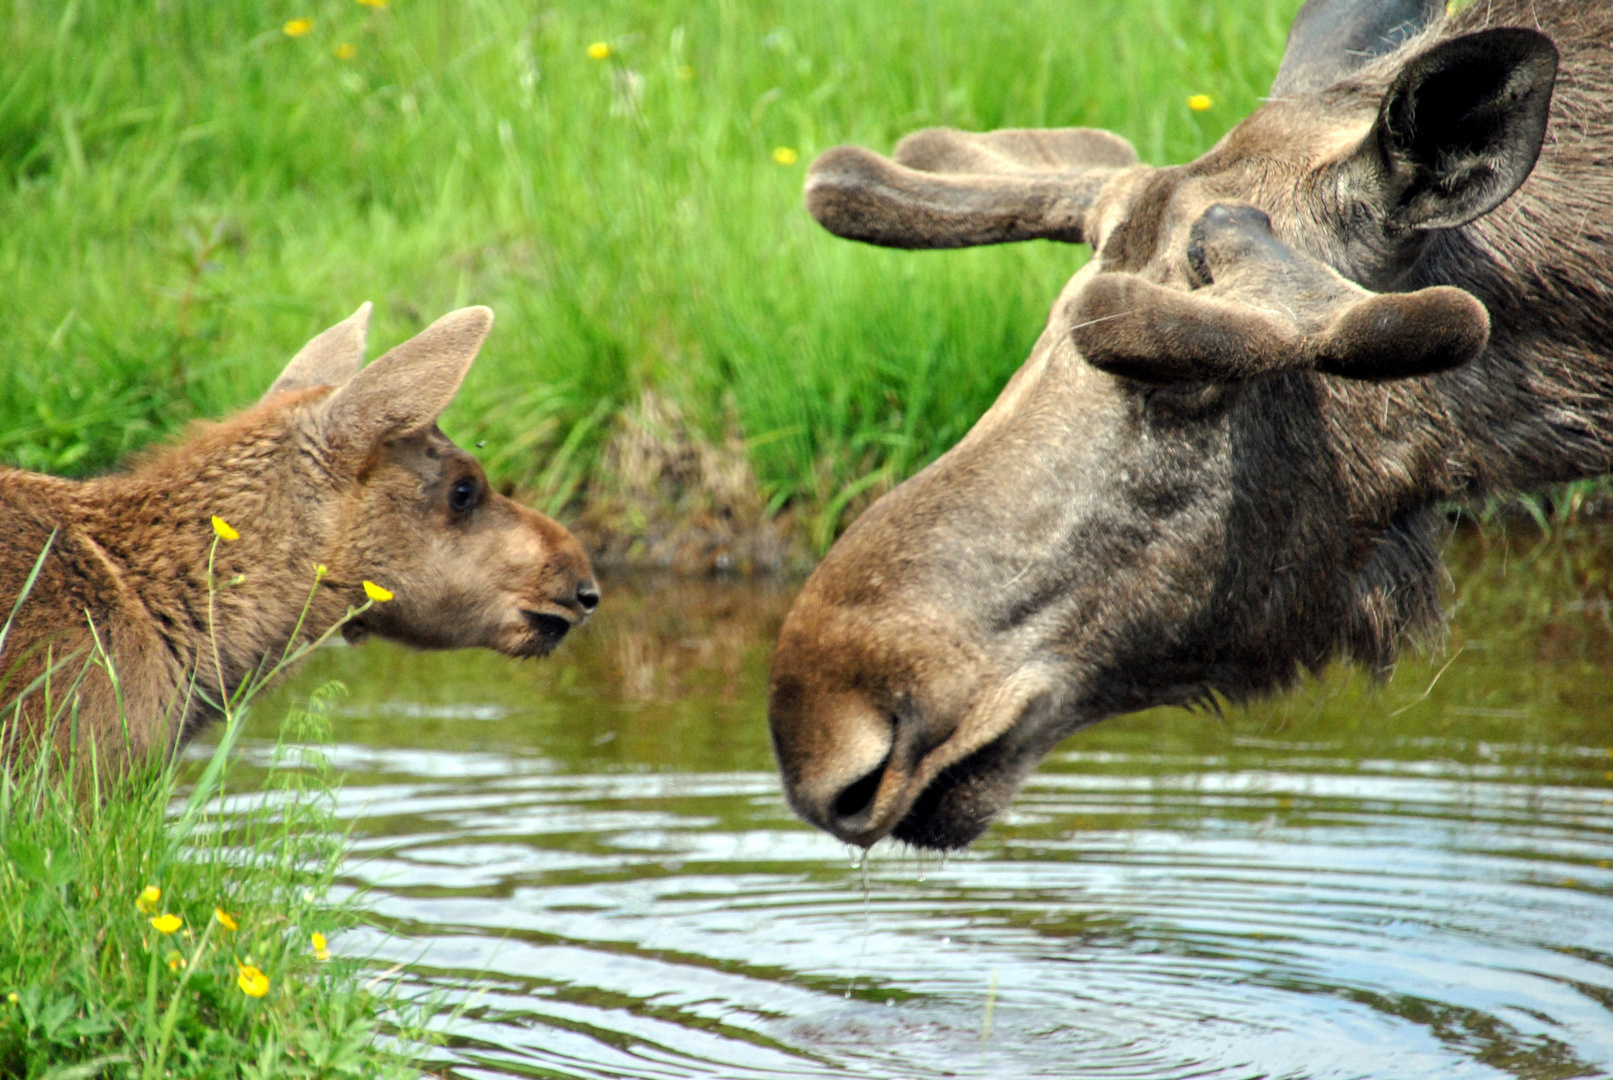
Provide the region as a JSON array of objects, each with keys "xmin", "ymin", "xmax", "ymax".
[
  {"xmin": 1305, "ymin": 0, "xmax": 1613, "ymax": 673},
  {"xmin": 0, "ymin": 391, "xmax": 356, "ymax": 761}
]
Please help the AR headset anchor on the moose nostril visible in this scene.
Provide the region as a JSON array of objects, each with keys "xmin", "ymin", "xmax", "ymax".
[
  {"xmin": 576, "ymin": 580, "xmax": 601, "ymax": 613},
  {"xmin": 831, "ymin": 755, "xmax": 890, "ymax": 822}
]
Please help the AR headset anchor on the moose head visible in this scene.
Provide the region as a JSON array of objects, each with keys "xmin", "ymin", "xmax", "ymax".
[{"xmin": 769, "ymin": 0, "xmax": 1580, "ymax": 850}]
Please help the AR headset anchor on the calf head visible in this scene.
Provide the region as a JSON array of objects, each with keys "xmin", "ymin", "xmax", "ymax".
[
  {"xmin": 263, "ymin": 304, "xmax": 598, "ymax": 659},
  {"xmin": 771, "ymin": 9, "xmax": 1558, "ymax": 849}
]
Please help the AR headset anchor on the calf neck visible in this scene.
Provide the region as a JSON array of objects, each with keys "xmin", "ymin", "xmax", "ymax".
[{"xmin": 0, "ymin": 305, "xmax": 598, "ymax": 767}]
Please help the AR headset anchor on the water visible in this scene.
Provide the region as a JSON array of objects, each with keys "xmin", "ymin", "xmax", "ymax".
[{"xmin": 234, "ymin": 527, "xmax": 1613, "ymax": 1079}]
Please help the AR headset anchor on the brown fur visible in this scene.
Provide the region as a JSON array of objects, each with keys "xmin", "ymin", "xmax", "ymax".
[
  {"xmin": 0, "ymin": 305, "xmax": 597, "ymax": 767},
  {"xmin": 771, "ymin": 0, "xmax": 1613, "ymax": 850}
]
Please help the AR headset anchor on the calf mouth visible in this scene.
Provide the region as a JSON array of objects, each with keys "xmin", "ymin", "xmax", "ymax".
[{"xmin": 518, "ymin": 609, "xmax": 577, "ymax": 658}]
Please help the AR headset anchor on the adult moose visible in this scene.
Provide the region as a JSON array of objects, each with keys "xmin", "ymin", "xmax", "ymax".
[
  {"xmin": 0, "ymin": 305, "xmax": 599, "ymax": 767},
  {"xmin": 770, "ymin": 0, "xmax": 1613, "ymax": 850}
]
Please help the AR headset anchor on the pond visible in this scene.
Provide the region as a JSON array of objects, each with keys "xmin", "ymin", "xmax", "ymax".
[{"xmin": 235, "ymin": 524, "xmax": 1613, "ymax": 1080}]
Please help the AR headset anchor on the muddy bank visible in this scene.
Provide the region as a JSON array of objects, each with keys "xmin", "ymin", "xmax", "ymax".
[{"xmin": 557, "ymin": 391, "xmax": 845, "ymax": 577}]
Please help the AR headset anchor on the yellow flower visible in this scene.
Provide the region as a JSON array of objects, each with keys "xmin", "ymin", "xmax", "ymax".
[
  {"xmin": 311, "ymin": 932, "xmax": 330, "ymax": 961},
  {"xmin": 136, "ymin": 885, "xmax": 161, "ymax": 913},
  {"xmin": 214, "ymin": 907, "xmax": 237, "ymax": 931},
  {"xmin": 150, "ymin": 913, "xmax": 182, "ymax": 935},
  {"xmin": 6, "ymin": 993, "xmax": 16, "ymax": 1004},
  {"xmin": 1187, "ymin": 94, "xmax": 1213, "ymax": 112},
  {"xmin": 211, "ymin": 516, "xmax": 239, "ymax": 542},
  {"xmin": 356, "ymin": 0, "xmax": 388, "ymax": 7},
  {"xmin": 335, "ymin": 42, "xmax": 357, "ymax": 59},
  {"xmin": 283, "ymin": 18, "xmax": 313, "ymax": 37},
  {"xmin": 362, "ymin": 580, "xmax": 393, "ymax": 602},
  {"xmin": 587, "ymin": 41, "xmax": 611, "ymax": 60},
  {"xmin": 237, "ymin": 963, "xmax": 270, "ymax": 998},
  {"xmin": 772, "ymin": 146, "xmax": 799, "ymax": 165},
  {"xmin": 165, "ymin": 950, "xmax": 187, "ymax": 973},
  {"xmin": 313, "ymin": 563, "xmax": 328, "ymax": 579}
]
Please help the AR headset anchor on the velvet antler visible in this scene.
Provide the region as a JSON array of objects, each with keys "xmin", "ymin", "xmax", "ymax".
[
  {"xmin": 805, "ymin": 127, "xmax": 1137, "ymax": 250},
  {"xmin": 1069, "ymin": 203, "xmax": 1490, "ymax": 384}
]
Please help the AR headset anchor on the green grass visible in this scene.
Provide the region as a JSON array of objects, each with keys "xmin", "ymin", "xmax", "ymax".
[
  {"xmin": 0, "ymin": 690, "xmax": 435, "ymax": 1079},
  {"xmin": 0, "ymin": 0, "xmax": 1300, "ymax": 542},
  {"xmin": 0, "ymin": 536, "xmax": 434, "ymax": 1079}
]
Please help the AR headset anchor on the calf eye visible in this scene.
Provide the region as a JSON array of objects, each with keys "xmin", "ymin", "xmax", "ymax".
[{"xmin": 448, "ymin": 477, "xmax": 479, "ymax": 514}]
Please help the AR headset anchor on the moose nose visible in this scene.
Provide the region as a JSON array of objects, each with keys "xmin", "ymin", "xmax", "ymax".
[
  {"xmin": 824, "ymin": 755, "xmax": 891, "ymax": 838},
  {"xmin": 771, "ymin": 685, "xmax": 899, "ymax": 846},
  {"xmin": 576, "ymin": 579, "xmax": 601, "ymax": 614}
]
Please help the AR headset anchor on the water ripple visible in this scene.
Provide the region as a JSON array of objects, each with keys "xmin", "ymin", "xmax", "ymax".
[{"xmin": 225, "ymin": 748, "xmax": 1613, "ymax": 1080}]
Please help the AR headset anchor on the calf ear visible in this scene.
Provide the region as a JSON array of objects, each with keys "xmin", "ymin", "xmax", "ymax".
[
  {"xmin": 1374, "ymin": 28, "xmax": 1557, "ymax": 232},
  {"xmin": 261, "ymin": 302, "xmax": 372, "ymax": 401},
  {"xmin": 321, "ymin": 306, "xmax": 493, "ymax": 452}
]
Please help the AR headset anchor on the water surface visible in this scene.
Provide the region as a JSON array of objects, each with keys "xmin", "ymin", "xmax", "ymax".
[{"xmin": 240, "ymin": 527, "xmax": 1613, "ymax": 1080}]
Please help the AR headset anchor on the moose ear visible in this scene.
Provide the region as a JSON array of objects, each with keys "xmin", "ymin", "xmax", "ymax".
[
  {"xmin": 1373, "ymin": 27, "xmax": 1558, "ymax": 232},
  {"xmin": 261, "ymin": 302, "xmax": 372, "ymax": 402},
  {"xmin": 1270, "ymin": 0, "xmax": 1443, "ymax": 97},
  {"xmin": 321, "ymin": 306, "xmax": 493, "ymax": 451}
]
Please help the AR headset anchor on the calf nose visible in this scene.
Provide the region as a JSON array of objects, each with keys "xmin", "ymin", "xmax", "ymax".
[{"xmin": 576, "ymin": 578, "xmax": 601, "ymax": 614}]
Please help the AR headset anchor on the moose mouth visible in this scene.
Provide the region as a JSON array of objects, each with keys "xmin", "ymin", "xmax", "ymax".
[
  {"xmin": 519, "ymin": 609, "xmax": 577, "ymax": 658},
  {"xmin": 825, "ymin": 729, "xmax": 1037, "ymax": 851},
  {"xmin": 892, "ymin": 733, "xmax": 1037, "ymax": 850},
  {"xmin": 808, "ymin": 669, "xmax": 1067, "ymax": 850}
]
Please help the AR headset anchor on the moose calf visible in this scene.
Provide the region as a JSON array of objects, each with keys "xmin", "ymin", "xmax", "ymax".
[{"xmin": 0, "ymin": 303, "xmax": 598, "ymax": 767}]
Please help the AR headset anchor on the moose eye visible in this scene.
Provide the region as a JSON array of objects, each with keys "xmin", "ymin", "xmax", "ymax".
[{"xmin": 448, "ymin": 477, "xmax": 479, "ymax": 514}]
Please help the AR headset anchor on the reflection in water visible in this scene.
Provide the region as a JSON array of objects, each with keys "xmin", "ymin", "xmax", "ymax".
[{"xmin": 227, "ymin": 532, "xmax": 1613, "ymax": 1079}]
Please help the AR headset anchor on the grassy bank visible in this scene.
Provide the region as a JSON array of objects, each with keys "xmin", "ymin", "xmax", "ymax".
[
  {"xmin": 0, "ymin": 0, "xmax": 1299, "ymax": 563},
  {"xmin": 0, "ymin": 537, "xmax": 433, "ymax": 1077},
  {"xmin": 0, "ymin": 691, "xmax": 432, "ymax": 1078}
]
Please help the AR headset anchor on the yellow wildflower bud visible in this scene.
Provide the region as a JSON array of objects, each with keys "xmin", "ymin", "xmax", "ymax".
[
  {"xmin": 587, "ymin": 42, "xmax": 611, "ymax": 60},
  {"xmin": 772, "ymin": 147, "xmax": 799, "ymax": 165},
  {"xmin": 1187, "ymin": 94, "xmax": 1213, "ymax": 112},
  {"xmin": 237, "ymin": 963, "xmax": 270, "ymax": 998},
  {"xmin": 362, "ymin": 580, "xmax": 393, "ymax": 602},
  {"xmin": 165, "ymin": 950, "xmax": 186, "ymax": 973},
  {"xmin": 211, "ymin": 516, "xmax": 239, "ymax": 542},
  {"xmin": 336, "ymin": 42, "xmax": 357, "ymax": 60},
  {"xmin": 215, "ymin": 908, "xmax": 237, "ymax": 931},
  {"xmin": 313, "ymin": 563, "xmax": 328, "ymax": 579},
  {"xmin": 283, "ymin": 18, "xmax": 313, "ymax": 37},
  {"xmin": 136, "ymin": 885, "xmax": 161, "ymax": 913},
  {"xmin": 150, "ymin": 913, "xmax": 182, "ymax": 935},
  {"xmin": 311, "ymin": 932, "xmax": 330, "ymax": 961},
  {"xmin": 6, "ymin": 993, "xmax": 16, "ymax": 1004}
]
